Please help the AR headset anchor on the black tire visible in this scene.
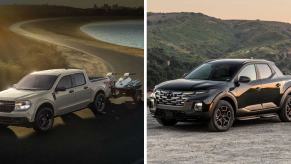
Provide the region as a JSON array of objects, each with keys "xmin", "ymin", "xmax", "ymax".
[
  {"xmin": 156, "ymin": 118, "xmax": 177, "ymax": 126},
  {"xmin": 33, "ymin": 107, "xmax": 54, "ymax": 133},
  {"xmin": 133, "ymin": 90, "xmax": 142, "ymax": 104},
  {"xmin": 90, "ymin": 92, "xmax": 107, "ymax": 114},
  {"xmin": 278, "ymin": 96, "xmax": 291, "ymax": 122},
  {"xmin": 208, "ymin": 100, "xmax": 234, "ymax": 132}
]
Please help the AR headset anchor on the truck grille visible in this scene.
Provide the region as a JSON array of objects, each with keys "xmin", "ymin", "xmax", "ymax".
[
  {"xmin": 155, "ymin": 90, "xmax": 193, "ymax": 106},
  {"xmin": 0, "ymin": 101, "xmax": 15, "ymax": 113}
]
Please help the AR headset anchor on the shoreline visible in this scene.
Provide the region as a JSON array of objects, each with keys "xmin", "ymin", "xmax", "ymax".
[
  {"xmin": 18, "ymin": 17, "xmax": 144, "ymax": 57},
  {"xmin": 10, "ymin": 18, "xmax": 112, "ymax": 76},
  {"xmin": 80, "ymin": 20, "xmax": 144, "ymax": 49},
  {"xmin": 10, "ymin": 16, "xmax": 144, "ymax": 82}
]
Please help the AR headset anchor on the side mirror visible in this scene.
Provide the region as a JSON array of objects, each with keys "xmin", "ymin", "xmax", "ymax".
[
  {"xmin": 182, "ymin": 73, "xmax": 188, "ymax": 78},
  {"xmin": 238, "ymin": 76, "xmax": 251, "ymax": 83},
  {"xmin": 55, "ymin": 86, "xmax": 66, "ymax": 92}
]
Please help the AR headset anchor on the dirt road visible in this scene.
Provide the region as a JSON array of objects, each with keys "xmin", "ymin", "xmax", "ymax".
[{"xmin": 148, "ymin": 111, "xmax": 291, "ymax": 164}]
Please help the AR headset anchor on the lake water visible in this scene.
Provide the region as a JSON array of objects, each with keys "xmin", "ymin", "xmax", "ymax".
[{"xmin": 80, "ymin": 20, "xmax": 144, "ymax": 49}]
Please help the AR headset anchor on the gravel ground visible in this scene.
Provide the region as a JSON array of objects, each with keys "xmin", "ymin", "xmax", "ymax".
[{"xmin": 148, "ymin": 110, "xmax": 291, "ymax": 164}]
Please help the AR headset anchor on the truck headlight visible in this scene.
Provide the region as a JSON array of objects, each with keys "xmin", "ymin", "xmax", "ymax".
[{"xmin": 15, "ymin": 100, "xmax": 31, "ymax": 111}]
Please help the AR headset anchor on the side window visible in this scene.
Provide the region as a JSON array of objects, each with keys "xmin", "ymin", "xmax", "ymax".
[
  {"xmin": 57, "ymin": 76, "xmax": 72, "ymax": 89},
  {"xmin": 256, "ymin": 64, "xmax": 272, "ymax": 79},
  {"xmin": 72, "ymin": 73, "xmax": 86, "ymax": 87},
  {"xmin": 238, "ymin": 64, "xmax": 257, "ymax": 81}
]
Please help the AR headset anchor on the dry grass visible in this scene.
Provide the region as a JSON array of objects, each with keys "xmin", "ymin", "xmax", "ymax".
[
  {"xmin": 0, "ymin": 27, "xmax": 68, "ymax": 89},
  {"xmin": 57, "ymin": 46, "xmax": 109, "ymax": 76}
]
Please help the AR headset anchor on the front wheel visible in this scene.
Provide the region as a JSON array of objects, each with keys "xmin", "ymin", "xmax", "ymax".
[
  {"xmin": 90, "ymin": 92, "xmax": 107, "ymax": 114},
  {"xmin": 156, "ymin": 118, "xmax": 177, "ymax": 126},
  {"xmin": 208, "ymin": 100, "xmax": 234, "ymax": 132},
  {"xmin": 278, "ymin": 96, "xmax": 291, "ymax": 122},
  {"xmin": 33, "ymin": 107, "xmax": 54, "ymax": 133}
]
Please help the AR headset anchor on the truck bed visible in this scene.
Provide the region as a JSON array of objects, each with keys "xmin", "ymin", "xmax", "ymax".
[{"xmin": 89, "ymin": 76, "xmax": 108, "ymax": 82}]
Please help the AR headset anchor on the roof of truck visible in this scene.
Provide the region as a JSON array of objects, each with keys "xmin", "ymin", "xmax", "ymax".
[
  {"xmin": 30, "ymin": 69, "xmax": 84, "ymax": 76},
  {"xmin": 207, "ymin": 59, "xmax": 272, "ymax": 65}
]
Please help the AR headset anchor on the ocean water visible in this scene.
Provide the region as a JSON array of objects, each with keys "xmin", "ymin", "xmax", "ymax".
[{"xmin": 80, "ymin": 20, "xmax": 144, "ymax": 49}]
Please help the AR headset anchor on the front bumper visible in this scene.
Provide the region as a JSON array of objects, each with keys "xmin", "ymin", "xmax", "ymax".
[
  {"xmin": 0, "ymin": 110, "xmax": 33, "ymax": 126},
  {"xmin": 0, "ymin": 116, "xmax": 30, "ymax": 126},
  {"xmin": 148, "ymin": 97, "xmax": 210, "ymax": 121}
]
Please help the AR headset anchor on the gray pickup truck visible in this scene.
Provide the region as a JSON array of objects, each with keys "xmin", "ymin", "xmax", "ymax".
[{"xmin": 0, "ymin": 69, "xmax": 111, "ymax": 132}]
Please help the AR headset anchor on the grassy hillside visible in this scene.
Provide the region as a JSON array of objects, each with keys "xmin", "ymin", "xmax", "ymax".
[
  {"xmin": 0, "ymin": 5, "xmax": 75, "ymax": 89},
  {"xmin": 148, "ymin": 12, "xmax": 291, "ymax": 88}
]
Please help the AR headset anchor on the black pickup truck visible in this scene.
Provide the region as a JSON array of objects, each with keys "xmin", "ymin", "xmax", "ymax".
[{"xmin": 148, "ymin": 59, "xmax": 291, "ymax": 132}]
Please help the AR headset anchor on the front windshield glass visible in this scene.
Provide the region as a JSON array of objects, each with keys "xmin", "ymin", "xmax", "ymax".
[
  {"xmin": 185, "ymin": 62, "xmax": 241, "ymax": 81},
  {"xmin": 15, "ymin": 74, "xmax": 58, "ymax": 90}
]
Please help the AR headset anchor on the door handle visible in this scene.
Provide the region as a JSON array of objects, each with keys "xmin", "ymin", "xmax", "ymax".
[
  {"xmin": 69, "ymin": 90, "xmax": 74, "ymax": 93},
  {"xmin": 84, "ymin": 86, "xmax": 88, "ymax": 90},
  {"xmin": 276, "ymin": 83, "xmax": 281, "ymax": 87}
]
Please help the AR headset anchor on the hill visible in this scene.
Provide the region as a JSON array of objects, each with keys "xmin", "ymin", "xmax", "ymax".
[{"xmin": 147, "ymin": 12, "xmax": 291, "ymax": 88}]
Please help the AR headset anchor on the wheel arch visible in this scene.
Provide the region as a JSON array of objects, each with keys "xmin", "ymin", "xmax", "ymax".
[
  {"xmin": 95, "ymin": 89, "xmax": 105, "ymax": 97},
  {"xmin": 32, "ymin": 101, "xmax": 55, "ymax": 122},
  {"xmin": 280, "ymin": 87, "xmax": 291, "ymax": 108},
  {"xmin": 209, "ymin": 92, "xmax": 238, "ymax": 116}
]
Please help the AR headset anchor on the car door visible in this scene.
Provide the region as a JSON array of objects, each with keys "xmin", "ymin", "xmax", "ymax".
[
  {"xmin": 256, "ymin": 63, "xmax": 281, "ymax": 109},
  {"xmin": 231, "ymin": 64, "xmax": 263, "ymax": 112},
  {"xmin": 71, "ymin": 73, "xmax": 92, "ymax": 110},
  {"xmin": 54, "ymin": 75, "xmax": 75, "ymax": 115}
]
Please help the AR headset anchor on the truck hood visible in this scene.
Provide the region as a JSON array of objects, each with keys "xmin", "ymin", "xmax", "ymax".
[
  {"xmin": 156, "ymin": 79, "xmax": 227, "ymax": 91},
  {"xmin": 0, "ymin": 88, "xmax": 47, "ymax": 101}
]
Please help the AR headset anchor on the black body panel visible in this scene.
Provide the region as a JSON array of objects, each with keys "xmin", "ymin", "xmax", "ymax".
[{"xmin": 150, "ymin": 59, "xmax": 291, "ymax": 121}]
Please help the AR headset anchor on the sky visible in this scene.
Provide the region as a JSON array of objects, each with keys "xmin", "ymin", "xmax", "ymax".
[
  {"xmin": 0, "ymin": 0, "xmax": 143, "ymax": 8},
  {"xmin": 148, "ymin": 0, "xmax": 291, "ymax": 23}
]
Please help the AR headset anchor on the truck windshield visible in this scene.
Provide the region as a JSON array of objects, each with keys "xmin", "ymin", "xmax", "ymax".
[
  {"xmin": 185, "ymin": 62, "xmax": 241, "ymax": 81},
  {"xmin": 15, "ymin": 74, "xmax": 58, "ymax": 90}
]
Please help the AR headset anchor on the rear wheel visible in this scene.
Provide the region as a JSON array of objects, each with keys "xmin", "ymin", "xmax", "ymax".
[
  {"xmin": 208, "ymin": 100, "xmax": 234, "ymax": 132},
  {"xmin": 90, "ymin": 92, "xmax": 107, "ymax": 114},
  {"xmin": 156, "ymin": 118, "xmax": 177, "ymax": 126},
  {"xmin": 133, "ymin": 90, "xmax": 142, "ymax": 104},
  {"xmin": 279, "ymin": 96, "xmax": 291, "ymax": 122},
  {"xmin": 33, "ymin": 107, "xmax": 54, "ymax": 133}
]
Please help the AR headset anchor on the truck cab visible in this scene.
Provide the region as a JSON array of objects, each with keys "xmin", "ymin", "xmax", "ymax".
[{"xmin": 0, "ymin": 69, "xmax": 110, "ymax": 132}]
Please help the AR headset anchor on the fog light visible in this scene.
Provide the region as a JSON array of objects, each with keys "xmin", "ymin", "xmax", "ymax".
[
  {"xmin": 193, "ymin": 102, "xmax": 203, "ymax": 112},
  {"xmin": 149, "ymin": 98, "xmax": 156, "ymax": 112}
]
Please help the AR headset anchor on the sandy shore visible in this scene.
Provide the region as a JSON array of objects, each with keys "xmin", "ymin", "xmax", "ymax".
[{"xmin": 24, "ymin": 17, "xmax": 144, "ymax": 57}]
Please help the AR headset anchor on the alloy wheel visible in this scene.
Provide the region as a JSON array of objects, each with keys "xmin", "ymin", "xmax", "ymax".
[
  {"xmin": 38, "ymin": 111, "xmax": 53, "ymax": 130},
  {"xmin": 286, "ymin": 99, "xmax": 291, "ymax": 118},
  {"xmin": 215, "ymin": 105, "xmax": 232, "ymax": 128},
  {"xmin": 96, "ymin": 95, "xmax": 105, "ymax": 112}
]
